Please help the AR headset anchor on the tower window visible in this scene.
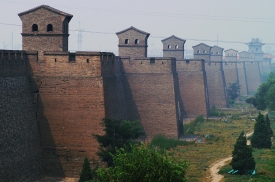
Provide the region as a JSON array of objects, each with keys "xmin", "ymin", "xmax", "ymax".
[
  {"xmin": 168, "ymin": 45, "xmax": 171, "ymax": 49},
  {"xmin": 197, "ymin": 50, "xmax": 200, "ymax": 53},
  {"xmin": 135, "ymin": 39, "xmax": 139, "ymax": 44},
  {"xmin": 175, "ymin": 45, "xmax": 179, "ymax": 49},
  {"xmin": 203, "ymin": 50, "xmax": 206, "ymax": 53},
  {"xmin": 47, "ymin": 24, "xmax": 53, "ymax": 32},
  {"xmin": 216, "ymin": 51, "xmax": 219, "ymax": 54},
  {"xmin": 125, "ymin": 39, "xmax": 129, "ymax": 44},
  {"xmin": 211, "ymin": 51, "xmax": 213, "ymax": 54},
  {"xmin": 32, "ymin": 24, "xmax": 38, "ymax": 31},
  {"xmin": 150, "ymin": 58, "xmax": 155, "ymax": 64}
]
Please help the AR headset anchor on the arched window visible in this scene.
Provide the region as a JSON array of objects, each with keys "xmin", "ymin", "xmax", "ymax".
[
  {"xmin": 135, "ymin": 39, "xmax": 139, "ymax": 44},
  {"xmin": 197, "ymin": 50, "xmax": 200, "ymax": 53},
  {"xmin": 47, "ymin": 24, "xmax": 53, "ymax": 32},
  {"xmin": 125, "ymin": 39, "xmax": 129, "ymax": 44},
  {"xmin": 168, "ymin": 45, "xmax": 171, "ymax": 49},
  {"xmin": 203, "ymin": 50, "xmax": 206, "ymax": 53},
  {"xmin": 216, "ymin": 51, "xmax": 219, "ymax": 54},
  {"xmin": 211, "ymin": 51, "xmax": 213, "ymax": 54},
  {"xmin": 175, "ymin": 45, "xmax": 179, "ymax": 49},
  {"xmin": 32, "ymin": 24, "xmax": 38, "ymax": 31}
]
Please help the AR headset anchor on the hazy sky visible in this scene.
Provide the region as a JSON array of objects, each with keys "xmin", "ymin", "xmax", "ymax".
[{"xmin": 0, "ymin": 0, "xmax": 275, "ymax": 56}]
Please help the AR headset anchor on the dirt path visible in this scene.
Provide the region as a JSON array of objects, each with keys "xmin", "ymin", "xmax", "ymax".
[{"xmin": 208, "ymin": 131, "xmax": 253, "ymax": 182}]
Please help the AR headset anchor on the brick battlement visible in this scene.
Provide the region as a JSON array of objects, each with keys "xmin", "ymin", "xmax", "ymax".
[
  {"xmin": 120, "ymin": 57, "xmax": 176, "ymax": 74},
  {"xmin": 176, "ymin": 59, "xmax": 205, "ymax": 71}
]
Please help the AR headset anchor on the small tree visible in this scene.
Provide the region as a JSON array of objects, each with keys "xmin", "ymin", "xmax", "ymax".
[
  {"xmin": 79, "ymin": 157, "xmax": 93, "ymax": 182},
  {"xmin": 227, "ymin": 81, "xmax": 241, "ymax": 106},
  {"xmin": 251, "ymin": 113, "xmax": 272, "ymax": 149},
  {"xmin": 95, "ymin": 145, "xmax": 188, "ymax": 182},
  {"xmin": 266, "ymin": 114, "xmax": 273, "ymax": 137},
  {"xmin": 94, "ymin": 119, "xmax": 144, "ymax": 166},
  {"xmin": 230, "ymin": 131, "xmax": 255, "ymax": 174}
]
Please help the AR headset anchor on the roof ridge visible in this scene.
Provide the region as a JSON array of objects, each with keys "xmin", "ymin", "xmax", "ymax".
[
  {"xmin": 116, "ymin": 26, "xmax": 150, "ymax": 35},
  {"xmin": 161, "ymin": 35, "xmax": 186, "ymax": 42},
  {"xmin": 18, "ymin": 5, "xmax": 73, "ymax": 20}
]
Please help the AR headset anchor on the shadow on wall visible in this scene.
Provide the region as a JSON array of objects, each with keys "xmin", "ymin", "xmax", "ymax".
[{"xmin": 26, "ymin": 57, "xmax": 65, "ymax": 178}]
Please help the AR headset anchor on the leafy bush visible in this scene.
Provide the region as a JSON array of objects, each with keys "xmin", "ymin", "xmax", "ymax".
[
  {"xmin": 93, "ymin": 119, "xmax": 144, "ymax": 166},
  {"xmin": 94, "ymin": 145, "xmax": 188, "ymax": 182}
]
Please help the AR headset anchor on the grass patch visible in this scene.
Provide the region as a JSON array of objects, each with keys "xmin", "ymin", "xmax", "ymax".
[
  {"xmin": 183, "ymin": 115, "xmax": 204, "ymax": 134},
  {"xmin": 150, "ymin": 134, "xmax": 192, "ymax": 151}
]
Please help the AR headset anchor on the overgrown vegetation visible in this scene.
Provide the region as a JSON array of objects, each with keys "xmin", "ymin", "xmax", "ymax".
[
  {"xmin": 93, "ymin": 145, "xmax": 188, "ymax": 182},
  {"xmin": 210, "ymin": 106, "xmax": 226, "ymax": 117},
  {"xmin": 251, "ymin": 113, "xmax": 272, "ymax": 149},
  {"xmin": 93, "ymin": 119, "xmax": 144, "ymax": 166},
  {"xmin": 183, "ymin": 115, "xmax": 204, "ymax": 134},
  {"xmin": 246, "ymin": 70, "xmax": 275, "ymax": 110},
  {"xmin": 150, "ymin": 134, "xmax": 193, "ymax": 153},
  {"xmin": 230, "ymin": 131, "xmax": 255, "ymax": 174}
]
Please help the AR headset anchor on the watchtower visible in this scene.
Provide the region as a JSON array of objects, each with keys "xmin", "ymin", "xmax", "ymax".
[
  {"xmin": 210, "ymin": 46, "xmax": 224, "ymax": 61},
  {"xmin": 116, "ymin": 26, "xmax": 150, "ymax": 58},
  {"xmin": 246, "ymin": 38, "xmax": 264, "ymax": 61},
  {"xmin": 18, "ymin": 5, "xmax": 73, "ymax": 51},
  {"xmin": 161, "ymin": 35, "xmax": 186, "ymax": 59},
  {"xmin": 224, "ymin": 49, "xmax": 238, "ymax": 61},
  {"xmin": 193, "ymin": 43, "xmax": 212, "ymax": 62}
]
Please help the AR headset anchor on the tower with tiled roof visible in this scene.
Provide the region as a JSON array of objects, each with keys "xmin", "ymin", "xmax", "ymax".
[
  {"xmin": 161, "ymin": 35, "xmax": 186, "ymax": 59},
  {"xmin": 116, "ymin": 26, "xmax": 150, "ymax": 58},
  {"xmin": 18, "ymin": 5, "xmax": 73, "ymax": 51}
]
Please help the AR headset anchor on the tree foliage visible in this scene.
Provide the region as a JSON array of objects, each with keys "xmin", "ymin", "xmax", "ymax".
[
  {"xmin": 266, "ymin": 114, "xmax": 273, "ymax": 137},
  {"xmin": 246, "ymin": 70, "xmax": 275, "ymax": 110},
  {"xmin": 94, "ymin": 145, "xmax": 188, "ymax": 182},
  {"xmin": 93, "ymin": 119, "xmax": 144, "ymax": 167},
  {"xmin": 251, "ymin": 113, "xmax": 272, "ymax": 149},
  {"xmin": 227, "ymin": 81, "xmax": 241, "ymax": 105},
  {"xmin": 230, "ymin": 131, "xmax": 255, "ymax": 175},
  {"xmin": 79, "ymin": 157, "xmax": 93, "ymax": 182}
]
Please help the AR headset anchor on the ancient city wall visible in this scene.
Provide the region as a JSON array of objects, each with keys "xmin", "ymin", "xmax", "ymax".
[
  {"xmin": 26, "ymin": 51, "xmax": 115, "ymax": 177},
  {"xmin": 236, "ymin": 62, "xmax": 248, "ymax": 96},
  {"xmin": 176, "ymin": 59, "xmax": 209, "ymax": 117},
  {"xmin": 205, "ymin": 61, "xmax": 228, "ymax": 108},
  {"xmin": 120, "ymin": 57, "xmax": 180, "ymax": 139},
  {"xmin": 222, "ymin": 61, "xmax": 238, "ymax": 88},
  {"xmin": 0, "ymin": 50, "xmax": 43, "ymax": 182},
  {"xmin": 244, "ymin": 61, "xmax": 261, "ymax": 94}
]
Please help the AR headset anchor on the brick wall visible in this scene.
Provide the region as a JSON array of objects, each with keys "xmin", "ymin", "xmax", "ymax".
[
  {"xmin": 0, "ymin": 52, "xmax": 43, "ymax": 181},
  {"xmin": 236, "ymin": 62, "xmax": 248, "ymax": 96},
  {"xmin": 222, "ymin": 62, "xmax": 238, "ymax": 88},
  {"xmin": 26, "ymin": 51, "xmax": 115, "ymax": 177},
  {"xmin": 120, "ymin": 57, "xmax": 180, "ymax": 139},
  {"xmin": 205, "ymin": 62, "xmax": 228, "ymax": 108},
  {"xmin": 176, "ymin": 59, "xmax": 209, "ymax": 117},
  {"xmin": 244, "ymin": 61, "xmax": 262, "ymax": 94}
]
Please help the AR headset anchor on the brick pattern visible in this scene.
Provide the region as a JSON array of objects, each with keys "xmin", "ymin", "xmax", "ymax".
[
  {"xmin": 0, "ymin": 76, "xmax": 43, "ymax": 182},
  {"xmin": 121, "ymin": 57, "xmax": 180, "ymax": 139},
  {"xmin": 205, "ymin": 62, "xmax": 228, "ymax": 108},
  {"xmin": 245, "ymin": 61, "xmax": 262, "ymax": 94},
  {"xmin": 236, "ymin": 62, "xmax": 248, "ymax": 95},
  {"xmin": 162, "ymin": 36, "xmax": 185, "ymax": 59},
  {"xmin": 176, "ymin": 60, "xmax": 208, "ymax": 117},
  {"xmin": 222, "ymin": 62, "xmax": 238, "ymax": 88}
]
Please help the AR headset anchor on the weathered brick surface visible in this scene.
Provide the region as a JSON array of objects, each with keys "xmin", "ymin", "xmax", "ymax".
[
  {"xmin": 176, "ymin": 60, "xmax": 209, "ymax": 117},
  {"xmin": 0, "ymin": 75, "xmax": 43, "ymax": 182},
  {"xmin": 23, "ymin": 51, "xmax": 115, "ymax": 177},
  {"xmin": 193, "ymin": 43, "xmax": 212, "ymax": 61},
  {"xmin": 222, "ymin": 62, "xmax": 238, "ymax": 88},
  {"xmin": 244, "ymin": 61, "xmax": 262, "ymax": 94},
  {"xmin": 120, "ymin": 57, "xmax": 180, "ymax": 139},
  {"xmin": 236, "ymin": 62, "xmax": 248, "ymax": 96},
  {"xmin": 210, "ymin": 46, "xmax": 223, "ymax": 61},
  {"xmin": 205, "ymin": 62, "xmax": 228, "ymax": 108}
]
